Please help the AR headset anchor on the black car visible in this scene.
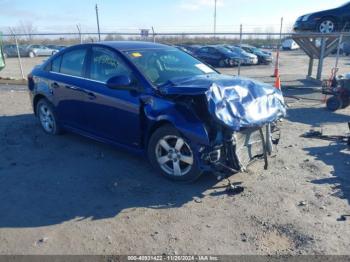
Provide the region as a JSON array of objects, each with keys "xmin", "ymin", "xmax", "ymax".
[
  {"xmin": 194, "ymin": 46, "xmax": 239, "ymax": 67},
  {"xmin": 237, "ymin": 44, "xmax": 273, "ymax": 65},
  {"xmin": 294, "ymin": 2, "xmax": 350, "ymax": 33}
]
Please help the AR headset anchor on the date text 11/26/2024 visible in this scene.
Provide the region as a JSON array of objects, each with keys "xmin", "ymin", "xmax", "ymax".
[{"xmin": 127, "ymin": 255, "xmax": 219, "ymax": 261}]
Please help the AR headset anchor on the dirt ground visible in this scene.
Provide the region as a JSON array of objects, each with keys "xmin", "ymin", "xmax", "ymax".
[
  {"xmin": 1, "ymin": 48, "xmax": 350, "ymax": 255},
  {"xmin": 0, "ymin": 79, "xmax": 350, "ymax": 255}
]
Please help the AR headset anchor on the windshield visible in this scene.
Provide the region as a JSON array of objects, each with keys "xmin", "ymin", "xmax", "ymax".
[
  {"xmin": 215, "ymin": 46, "xmax": 233, "ymax": 55},
  {"xmin": 124, "ymin": 48, "xmax": 217, "ymax": 86}
]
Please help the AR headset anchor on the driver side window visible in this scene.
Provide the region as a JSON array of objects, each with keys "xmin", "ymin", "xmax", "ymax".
[{"xmin": 90, "ymin": 47, "xmax": 132, "ymax": 82}]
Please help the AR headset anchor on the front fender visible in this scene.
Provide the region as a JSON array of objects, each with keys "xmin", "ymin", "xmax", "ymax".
[{"xmin": 142, "ymin": 96, "xmax": 210, "ymax": 146}]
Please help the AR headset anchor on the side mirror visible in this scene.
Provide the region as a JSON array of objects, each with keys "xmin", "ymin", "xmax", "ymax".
[{"xmin": 106, "ymin": 75, "xmax": 133, "ymax": 90}]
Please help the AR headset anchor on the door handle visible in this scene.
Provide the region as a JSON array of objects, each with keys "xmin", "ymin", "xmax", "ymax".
[
  {"xmin": 51, "ymin": 82, "xmax": 59, "ymax": 89},
  {"xmin": 87, "ymin": 92, "xmax": 96, "ymax": 100},
  {"xmin": 65, "ymin": 85, "xmax": 80, "ymax": 91}
]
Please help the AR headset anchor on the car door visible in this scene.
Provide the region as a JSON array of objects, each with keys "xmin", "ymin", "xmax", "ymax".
[
  {"xmin": 48, "ymin": 47, "xmax": 89, "ymax": 130},
  {"xmin": 207, "ymin": 47, "xmax": 222, "ymax": 65},
  {"xmin": 39, "ymin": 46, "xmax": 50, "ymax": 56},
  {"xmin": 340, "ymin": 4, "xmax": 350, "ymax": 28},
  {"xmin": 196, "ymin": 47, "xmax": 211, "ymax": 64},
  {"xmin": 82, "ymin": 46, "xmax": 142, "ymax": 147}
]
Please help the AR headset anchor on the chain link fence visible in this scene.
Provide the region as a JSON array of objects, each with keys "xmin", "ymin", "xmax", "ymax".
[{"xmin": 0, "ymin": 31, "xmax": 347, "ymax": 87}]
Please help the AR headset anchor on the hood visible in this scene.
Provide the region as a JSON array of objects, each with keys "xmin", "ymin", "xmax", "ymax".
[
  {"xmin": 159, "ymin": 75, "xmax": 287, "ymax": 131},
  {"xmin": 308, "ymin": 8, "xmax": 338, "ymax": 18}
]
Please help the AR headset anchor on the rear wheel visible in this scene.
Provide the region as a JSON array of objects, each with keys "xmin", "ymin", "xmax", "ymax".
[
  {"xmin": 36, "ymin": 99, "xmax": 61, "ymax": 135},
  {"xmin": 29, "ymin": 51, "xmax": 35, "ymax": 58},
  {"xmin": 148, "ymin": 125, "xmax": 202, "ymax": 182},
  {"xmin": 318, "ymin": 18, "xmax": 337, "ymax": 33}
]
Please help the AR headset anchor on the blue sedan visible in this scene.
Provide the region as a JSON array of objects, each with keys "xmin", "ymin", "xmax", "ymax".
[{"xmin": 28, "ymin": 41, "xmax": 286, "ymax": 182}]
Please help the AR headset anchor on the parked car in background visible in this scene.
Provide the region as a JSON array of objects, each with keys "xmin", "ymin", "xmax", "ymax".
[
  {"xmin": 282, "ymin": 39, "xmax": 300, "ymax": 50},
  {"xmin": 294, "ymin": 2, "xmax": 350, "ymax": 33},
  {"xmin": 180, "ymin": 45, "xmax": 202, "ymax": 55},
  {"xmin": 194, "ymin": 45, "xmax": 240, "ymax": 67},
  {"xmin": 342, "ymin": 41, "xmax": 350, "ymax": 56},
  {"xmin": 28, "ymin": 41, "xmax": 286, "ymax": 182},
  {"xmin": 46, "ymin": 45, "xmax": 67, "ymax": 51},
  {"xmin": 236, "ymin": 44, "xmax": 273, "ymax": 64},
  {"xmin": 2, "ymin": 45, "xmax": 30, "ymax": 58},
  {"xmin": 26, "ymin": 45, "xmax": 59, "ymax": 57},
  {"xmin": 174, "ymin": 45, "xmax": 194, "ymax": 55},
  {"xmin": 223, "ymin": 45, "xmax": 258, "ymax": 65}
]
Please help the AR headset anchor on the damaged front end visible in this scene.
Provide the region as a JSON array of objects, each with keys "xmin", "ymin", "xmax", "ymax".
[{"xmin": 158, "ymin": 75, "xmax": 287, "ymax": 177}]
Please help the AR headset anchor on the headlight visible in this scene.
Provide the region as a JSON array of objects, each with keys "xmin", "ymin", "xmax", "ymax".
[{"xmin": 302, "ymin": 15, "xmax": 311, "ymax": 22}]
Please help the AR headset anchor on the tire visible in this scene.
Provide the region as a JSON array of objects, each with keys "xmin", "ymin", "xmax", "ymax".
[
  {"xmin": 29, "ymin": 51, "xmax": 35, "ymax": 58},
  {"xmin": 3, "ymin": 53, "xmax": 8, "ymax": 59},
  {"xmin": 218, "ymin": 59, "xmax": 226, "ymax": 68},
  {"xmin": 36, "ymin": 98, "xmax": 61, "ymax": 135},
  {"xmin": 318, "ymin": 18, "xmax": 337, "ymax": 33},
  {"xmin": 147, "ymin": 124, "xmax": 203, "ymax": 182},
  {"xmin": 326, "ymin": 96, "xmax": 343, "ymax": 112}
]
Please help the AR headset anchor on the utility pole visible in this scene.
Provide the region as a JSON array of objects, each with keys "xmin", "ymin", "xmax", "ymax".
[
  {"xmin": 213, "ymin": 0, "xmax": 217, "ymax": 37},
  {"xmin": 95, "ymin": 4, "xmax": 101, "ymax": 41}
]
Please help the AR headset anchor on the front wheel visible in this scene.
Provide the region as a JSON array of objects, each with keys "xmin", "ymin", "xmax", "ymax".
[
  {"xmin": 29, "ymin": 51, "xmax": 36, "ymax": 58},
  {"xmin": 318, "ymin": 18, "xmax": 337, "ymax": 33},
  {"xmin": 148, "ymin": 125, "xmax": 202, "ymax": 182}
]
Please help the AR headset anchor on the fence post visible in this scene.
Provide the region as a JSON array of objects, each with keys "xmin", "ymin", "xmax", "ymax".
[
  {"xmin": 152, "ymin": 26, "xmax": 156, "ymax": 43},
  {"xmin": 317, "ymin": 38, "xmax": 326, "ymax": 80},
  {"xmin": 238, "ymin": 24, "xmax": 243, "ymax": 76},
  {"xmin": 76, "ymin": 24, "xmax": 83, "ymax": 44},
  {"xmin": 10, "ymin": 30, "xmax": 25, "ymax": 80}
]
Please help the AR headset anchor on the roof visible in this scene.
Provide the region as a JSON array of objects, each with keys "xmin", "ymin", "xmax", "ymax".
[{"xmin": 97, "ymin": 41, "xmax": 171, "ymax": 51}]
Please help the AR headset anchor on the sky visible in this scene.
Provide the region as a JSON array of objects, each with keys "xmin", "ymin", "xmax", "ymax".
[{"xmin": 0, "ymin": 0, "xmax": 348, "ymax": 34}]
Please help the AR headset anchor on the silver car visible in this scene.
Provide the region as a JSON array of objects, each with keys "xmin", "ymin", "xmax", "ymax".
[{"xmin": 26, "ymin": 45, "xmax": 59, "ymax": 57}]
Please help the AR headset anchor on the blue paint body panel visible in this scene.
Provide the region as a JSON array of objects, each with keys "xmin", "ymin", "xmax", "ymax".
[{"xmin": 28, "ymin": 41, "xmax": 286, "ymax": 171}]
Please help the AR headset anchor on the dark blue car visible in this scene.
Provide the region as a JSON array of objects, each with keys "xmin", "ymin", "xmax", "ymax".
[
  {"xmin": 294, "ymin": 2, "xmax": 350, "ymax": 33},
  {"xmin": 194, "ymin": 46, "xmax": 240, "ymax": 67},
  {"xmin": 28, "ymin": 41, "xmax": 286, "ymax": 182}
]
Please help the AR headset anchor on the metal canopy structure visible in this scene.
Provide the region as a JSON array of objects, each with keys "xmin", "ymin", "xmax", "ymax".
[{"xmin": 292, "ymin": 32, "xmax": 350, "ymax": 80}]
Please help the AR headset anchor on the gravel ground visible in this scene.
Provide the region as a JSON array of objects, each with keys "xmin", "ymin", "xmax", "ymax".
[{"xmin": 0, "ymin": 85, "xmax": 349, "ymax": 255}]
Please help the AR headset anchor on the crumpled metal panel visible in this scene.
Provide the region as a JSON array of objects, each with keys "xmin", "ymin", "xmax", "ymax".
[{"xmin": 205, "ymin": 77, "xmax": 286, "ymax": 131}]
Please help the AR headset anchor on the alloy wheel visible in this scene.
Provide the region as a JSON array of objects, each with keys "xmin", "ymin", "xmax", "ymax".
[
  {"xmin": 38, "ymin": 104, "xmax": 55, "ymax": 133},
  {"xmin": 319, "ymin": 20, "xmax": 336, "ymax": 33},
  {"xmin": 155, "ymin": 135, "xmax": 194, "ymax": 177}
]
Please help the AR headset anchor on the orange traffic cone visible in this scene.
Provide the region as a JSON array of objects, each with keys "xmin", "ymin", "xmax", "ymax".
[{"xmin": 274, "ymin": 75, "xmax": 281, "ymax": 90}]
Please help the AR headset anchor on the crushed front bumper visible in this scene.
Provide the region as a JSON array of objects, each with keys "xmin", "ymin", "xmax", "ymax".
[{"xmin": 201, "ymin": 122, "xmax": 281, "ymax": 177}]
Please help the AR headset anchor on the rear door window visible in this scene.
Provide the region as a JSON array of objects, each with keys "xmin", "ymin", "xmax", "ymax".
[{"xmin": 60, "ymin": 48, "xmax": 87, "ymax": 77}]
